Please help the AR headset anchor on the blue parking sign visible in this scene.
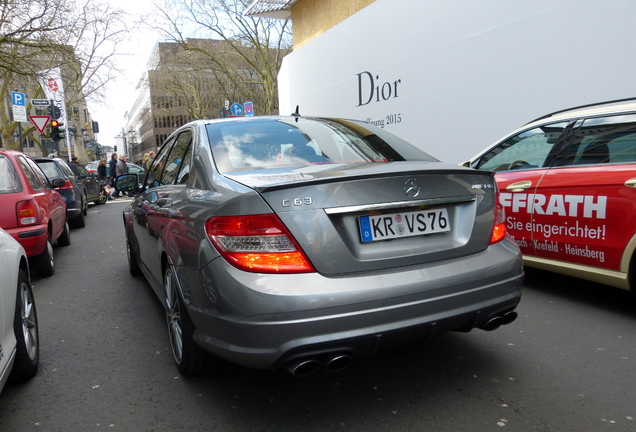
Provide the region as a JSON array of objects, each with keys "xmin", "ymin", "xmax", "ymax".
[{"xmin": 11, "ymin": 91, "xmax": 26, "ymax": 106}]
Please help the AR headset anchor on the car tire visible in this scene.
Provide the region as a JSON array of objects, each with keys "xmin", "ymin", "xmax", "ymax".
[
  {"xmin": 96, "ymin": 188, "xmax": 107, "ymax": 205},
  {"xmin": 73, "ymin": 198, "xmax": 86, "ymax": 228},
  {"xmin": 8, "ymin": 269, "xmax": 39, "ymax": 383},
  {"xmin": 57, "ymin": 221, "xmax": 71, "ymax": 247},
  {"xmin": 127, "ymin": 238, "xmax": 142, "ymax": 276},
  {"xmin": 164, "ymin": 265, "xmax": 209, "ymax": 375},
  {"xmin": 33, "ymin": 240, "xmax": 55, "ymax": 277},
  {"xmin": 82, "ymin": 193, "xmax": 88, "ymax": 215}
]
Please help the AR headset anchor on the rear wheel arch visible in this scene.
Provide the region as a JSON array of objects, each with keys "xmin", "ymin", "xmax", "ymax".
[
  {"xmin": 162, "ymin": 256, "xmax": 211, "ymax": 374},
  {"xmin": 621, "ymin": 233, "xmax": 636, "ymax": 292}
]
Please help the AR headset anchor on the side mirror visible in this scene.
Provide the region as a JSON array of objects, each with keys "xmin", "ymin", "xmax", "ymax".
[
  {"xmin": 115, "ymin": 173, "xmax": 139, "ymax": 193},
  {"xmin": 51, "ymin": 178, "xmax": 65, "ymax": 188},
  {"xmin": 460, "ymin": 160, "xmax": 472, "ymax": 168}
]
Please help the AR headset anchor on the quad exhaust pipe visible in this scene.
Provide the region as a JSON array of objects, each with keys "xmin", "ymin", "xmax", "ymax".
[
  {"xmin": 285, "ymin": 353, "xmax": 353, "ymax": 377},
  {"xmin": 481, "ymin": 310, "xmax": 518, "ymax": 331},
  {"xmin": 286, "ymin": 310, "xmax": 519, "ymax": 376}
]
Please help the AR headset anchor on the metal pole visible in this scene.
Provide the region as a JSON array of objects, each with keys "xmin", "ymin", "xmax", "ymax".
[{"xmin": 18, "ymin": 123, "xmax": 23, "ymax": 152}]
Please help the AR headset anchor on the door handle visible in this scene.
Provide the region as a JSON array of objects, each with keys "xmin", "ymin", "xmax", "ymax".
[
  {"xmin": 506, "ymin": 181, "xmax": 532, "ymax": 193},
  {"xmin": 625, "ymin": 178, "xmax": 636, "ymax": 188}
]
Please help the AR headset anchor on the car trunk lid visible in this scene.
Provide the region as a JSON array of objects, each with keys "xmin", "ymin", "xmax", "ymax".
[{"xmin": 223, "ymin": 161, "xmax": 498, "ymax": 275}]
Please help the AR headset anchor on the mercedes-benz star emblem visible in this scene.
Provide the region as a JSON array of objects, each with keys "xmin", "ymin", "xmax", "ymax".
[{"xmin": 404, "ymin": 178, "xmax": 420, "ymax": 198}]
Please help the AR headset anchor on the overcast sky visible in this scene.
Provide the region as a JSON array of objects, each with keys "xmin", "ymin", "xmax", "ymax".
[{"xmin": 88, "ymin": 0, "xmax": 163, "ymax": 148}]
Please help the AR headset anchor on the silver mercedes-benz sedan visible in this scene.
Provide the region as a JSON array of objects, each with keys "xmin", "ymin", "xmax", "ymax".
[{"xmin": 116, "ymin": 116, "xmax": 523, "ymax": 376}]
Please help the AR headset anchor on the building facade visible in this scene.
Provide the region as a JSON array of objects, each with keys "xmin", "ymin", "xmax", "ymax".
[{"xmin": 125, "ymin": 39, "xmax": 242, "ymax": 162}]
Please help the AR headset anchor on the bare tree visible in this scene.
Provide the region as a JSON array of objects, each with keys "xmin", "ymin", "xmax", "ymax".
[
  {"xmin": 57, "ymin": 1, "xmax": 130, "ymax": 105},
  {"xmin": 154, "ymin": 0, "xmax": 292, "ymax": 115},
  {"xmin": 0, "ymin": 0, "xmax": 130, "ymax": 149}
]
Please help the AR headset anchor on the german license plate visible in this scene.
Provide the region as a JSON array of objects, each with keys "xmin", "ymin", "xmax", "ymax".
[{"xmin": 359, "ymin": 208, "xmax": 450, "ymax": 243}]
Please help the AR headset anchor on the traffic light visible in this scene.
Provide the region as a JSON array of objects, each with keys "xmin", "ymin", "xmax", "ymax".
[
  {"xmin": 47, "ymin": 103, "xmax": 61, "ymax": 120},
  {"xmin": 51, "ymin": 120, "xmax": 65, "ymax": 142}
]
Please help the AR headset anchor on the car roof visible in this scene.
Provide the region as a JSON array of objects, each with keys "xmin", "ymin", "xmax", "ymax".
[
  {"xmin": 468, "ymin": 97, "xmax": 636, "ymax": 164},
  {"xmin": 524, "ymin": 97, "xmax": 636, "ymax": 127}
]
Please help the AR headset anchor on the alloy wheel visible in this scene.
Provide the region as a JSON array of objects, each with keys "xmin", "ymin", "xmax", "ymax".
[
  {"xmin": 19, "ymin": 279, "xmax": 38, "ymax": 360},
  {"xmin": 165, "ymin": 267, "xmax": 183, "ymax": 364}
]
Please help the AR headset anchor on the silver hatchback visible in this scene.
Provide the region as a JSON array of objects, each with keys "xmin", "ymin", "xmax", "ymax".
[{"xmin": 116, "ymin": 116, "xmax": 523, "ymax": 376}]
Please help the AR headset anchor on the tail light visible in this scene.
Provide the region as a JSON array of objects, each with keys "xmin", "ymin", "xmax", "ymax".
[
  {"xmin": 57, "ymin": 179, "xmax": 75, "ymax": 190},
  {"xmin": 489, "ymin": 192, "xmax": 507, "ymax": 244},
  {"xmin": 205, "ymin": 214, "xmax": 315, "ymax": 273},
  {"xmin": 16, "ymin": 200, "xmax": 38, "ymax": 226}
]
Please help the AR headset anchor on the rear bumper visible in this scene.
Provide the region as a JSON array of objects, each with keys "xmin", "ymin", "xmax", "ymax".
[
  {"xmin": 6, "ymin": 226, "xmax": 47, "ymax": 257},
  {"xmin": 183, "ymin": 239, "xmax": 523, "ymax": 370}
]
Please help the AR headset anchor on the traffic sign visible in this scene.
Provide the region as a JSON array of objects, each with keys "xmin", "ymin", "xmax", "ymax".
[
  {"xmin": 12, "ymin": 105, "xmax": 27, "ymax": 122},
  {"xmin": 29, "ymin": 116, "xmax": 51, "ymax": 133},
  {"xmin": 244, "ymin": 101, "xmax": 254, "ymax": 116},
  {"xmin": 32, "ymin": 99, "xmax": 50, "ymax": 106},
  {"xmin": 11, "ymin": 91, "xmax": 25, "ymax": 106},
  {"xmin": 230, "ymin": 103, "xmax": 244, "ymax": 116}
]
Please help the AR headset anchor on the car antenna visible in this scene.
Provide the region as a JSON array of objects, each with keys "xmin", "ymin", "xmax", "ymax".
[{"xmin": 291, "ymin": 105, "xmax": 301, "ymax": 122}]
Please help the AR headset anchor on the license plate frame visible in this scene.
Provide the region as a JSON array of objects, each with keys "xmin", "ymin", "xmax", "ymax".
[{"xmin": 358, "ymin": 208, "xmax": 451, "ymax": 243}]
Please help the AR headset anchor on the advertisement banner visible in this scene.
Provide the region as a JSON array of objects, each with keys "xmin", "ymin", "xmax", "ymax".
[
  {"xmin": 38, "ymin": 67, "xmax": 71, "ymax": 159},
  {"xmin": 38, "ymin": 68, "xmax": 67, "ymax": 126}
]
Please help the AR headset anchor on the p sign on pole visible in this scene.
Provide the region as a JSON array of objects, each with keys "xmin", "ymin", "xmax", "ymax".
[
  {"xmin": 11, "ymin": 91, "xmax": 27, "ymax": 122},
  {"xmin": 11, "ymin": 91, "xmax": 25, "ymax": 106}
]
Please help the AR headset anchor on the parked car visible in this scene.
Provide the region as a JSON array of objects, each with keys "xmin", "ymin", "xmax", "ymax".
[
  {"xmin": 0, "ymin": 149, "xmax": 70, "ymax": 276},
  {"xmin": 116, "ymin": 116, "xmax": 523, "ymax": 376},
  {"xmin": 0, "ymin": 228, "xmax": 39, "ymax": 393},
  {"xmin": 34, "ymin": 156, "xmax": 88, "ymax": 227},
  {"xmin": 86, "ymin": 160, "xmax": 146, "ymax": 184},
  {"xmin": 67, "ymin": 162, "xmax": 107, "ymax": 205},
  {"xmin": 466, "ymin": 98, "xmax": 636, "ymax": 292}
]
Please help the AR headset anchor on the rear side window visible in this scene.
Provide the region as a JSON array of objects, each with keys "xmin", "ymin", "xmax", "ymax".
[
  {"xmin": 561, "ymin": 114, "xmax": 636, "ymax": 166},
  {"xmin": 37, "ymin": 160, "xmax": 65, "ymax": 179},
  {"xmin": 25, "ymin": 158, "xmax": 53, "ymax": 190},
  {"xmin": 477, "ymin": 122, "xmax": 570, "ymax": 171},
  {"xmin": 146, "ymin": 136, "xmax": 176, "ymax": 188},
  {"xmin": 161, "ymin": 130, "xmax": 192, "ymax": 185},
  {"xmin": 58, "ymin": 160, "xmax": 76, "ymax": 178},
  {"xmin": 74, "ymin": 164, "xmax": 89, "ymax": 178},
  {"xmin": 0, "ymin": 155, "xmax": 21, "ymax": 194},
  {"xmin": 17, "ymin": 156, "xmax": 43, "ymax": 191}
]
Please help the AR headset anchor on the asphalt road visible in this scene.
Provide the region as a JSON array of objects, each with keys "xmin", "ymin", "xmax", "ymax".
[{"xmin": 0, "ymin": 198, "xmax": 634, "ymax": 432}]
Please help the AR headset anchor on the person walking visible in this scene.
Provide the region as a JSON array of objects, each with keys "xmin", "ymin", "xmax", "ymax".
[
  {"xmin": 116, "ymin": 154, "xmax": 130, "ymax": 197},
  {"xmin": 141, "ymin": 153, "xmax": 150, "ymax": 171},
  {"xmin": 97, "ymin": 159, "xmax": 107, "ymax": 181},
  {"xmin": 109, "ymin": 153, "xmax": 119, "ymax": 197},
  {"xmin": 116, "ymin": 154, "xmax": 129, "ymax": 176},
  {"xmin": 144, "ymin": 151, "xmax": 155, "ymax": 171}
]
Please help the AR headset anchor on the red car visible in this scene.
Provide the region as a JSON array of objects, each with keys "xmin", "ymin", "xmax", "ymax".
[
  {"xmin": 0, "ymin": 149, "xmax": 70, "ymax": 276},
  {"xmin": 466, "ymin": 98, "xmax": 636, "ymax": 292}
]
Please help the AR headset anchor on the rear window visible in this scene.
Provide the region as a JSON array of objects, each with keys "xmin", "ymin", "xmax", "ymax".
[
  {"xmin": 0, "ymin": 155, "xmax": 20, "ymax": 194},
  {"xmin": 206, "ymin": 117, "xmax": 436, "ymax": 173},
  {"xmin": 36, "ymin": 160, "xmax": 65, "ymax": 179}
]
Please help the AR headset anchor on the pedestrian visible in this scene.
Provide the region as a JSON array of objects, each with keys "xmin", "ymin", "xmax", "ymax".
[
  {"xmin": 97, "ymin": 158, "xmax": 107, "ymax": 182},
  {"xmin": 70, "ymin": 156, "xmax": 79, "ymax": 165},
  {"xmin": 141, "ymin": 153, "xmax": 150, "ymax": 171},
  {"xmin": 116, "ymin": 154, "xmax": 131, "ymax": 196},
  {"xmin": 116, "ymin": 154, "xmax": 129, "ymax": 176},
  {"xmin": 144, "ymin": 151, "xmax": 155, "ymax": 171},
  {"xmin": 109, "ymin": 153, "xmax": 119, "ymax": 197}
]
